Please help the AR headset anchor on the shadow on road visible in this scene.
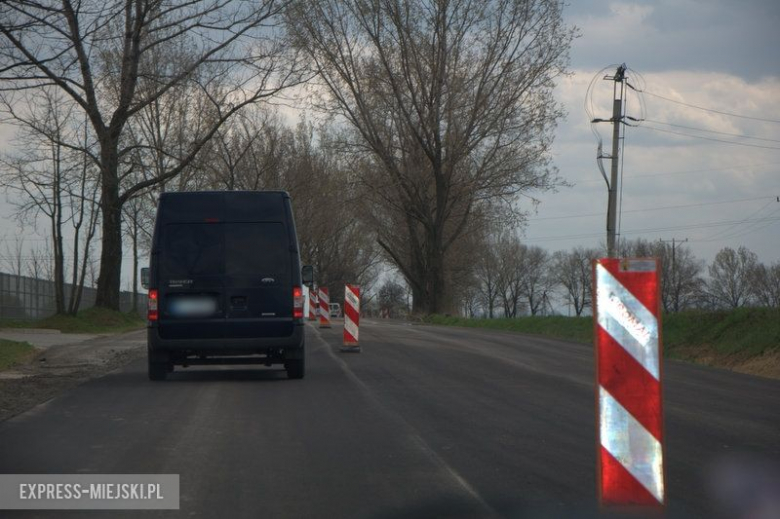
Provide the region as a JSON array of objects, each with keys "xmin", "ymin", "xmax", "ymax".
[{"xmin": 164, "ymin": 367, "xmax": 289, "ymax": 382}]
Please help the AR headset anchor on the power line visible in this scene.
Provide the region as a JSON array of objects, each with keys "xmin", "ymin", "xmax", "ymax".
[
  {"xmin": 638, "ymin": 89, "xmax": 780, "ymax": 124},
  {"xmin": 637, "ymin": 124, "xmax": 780, "ymax": 150},
  {"xmin": 642, "ymin": 119, "xmax": 780, "ymax": 143},
  {"xmin": 718, "ymin": 206, "xmax": 780, "ymax": 241},
  {"xmin": 617, "ymin": 88, "xmax": 629, "ymax": 247},
  {"xmin": 528, "ymin": 195, "xmax": 776, "ymax": 222},
  {"xmin": 698, "ymin": 205, "xmax": 780, "ymax": 243},
  {"xmin": 524, "ymin": 215, "xmax": 780, "ymax": 243},
  {"xmin": 697, "ymin": 198, "xmax": 777, "ymax": 242},
  {"xmin": 576, "ymin": 161, "xmax": 780, "ymax": 185}
]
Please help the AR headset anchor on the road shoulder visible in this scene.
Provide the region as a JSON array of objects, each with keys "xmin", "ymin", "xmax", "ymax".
[{"xmin": 0, "ymin": 329, "xmax": 146, "ymax": 422}]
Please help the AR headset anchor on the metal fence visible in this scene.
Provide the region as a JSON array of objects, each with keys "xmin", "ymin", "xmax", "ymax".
[{"xmin": 0, "ymin": 271, "xmax": 145, "ymax": 320}]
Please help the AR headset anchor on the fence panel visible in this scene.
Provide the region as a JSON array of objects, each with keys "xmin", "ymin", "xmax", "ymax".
[{"xmin": 0, "ymin": 272, "xmax": 145, "ymax": 320}]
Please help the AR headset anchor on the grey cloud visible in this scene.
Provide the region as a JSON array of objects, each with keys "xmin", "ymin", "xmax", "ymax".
[{"xmin": 566, "ymin": 0, "xmax": 780, "ymax": 80}]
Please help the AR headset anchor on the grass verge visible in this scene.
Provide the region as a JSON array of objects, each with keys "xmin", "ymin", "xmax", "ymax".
[
  {"xmin": 0, "ymin": 339, "xmax": 37, "ymax": 371},
  {"xmin": 423, "ymin": 314, "xmax": 593, "ymax": 345},
  {"xmin": 424, "ymin": 308, "xmax": 780, "ymax": 378},
  {"xmin": 0, "ymin": 307, "xmax": 145, "ymax": 334}
]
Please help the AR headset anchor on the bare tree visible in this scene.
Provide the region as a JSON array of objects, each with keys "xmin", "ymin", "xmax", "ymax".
[
  {"xmin": 706, "ymin": 246, "xmax": 758, "ymax": 308},
  {"xmin": 198, "ymin": 110, "xmax": 287, "ymax": 191},
  {"xmin": 0, "ymin": 234, "xmax": 25, "ymax": 276},
  {"xmin": 378, "ymin": 279, "xmax": 407, "ymax": 318},
  {"xmin": 659, "ymin": 242, "xmax": 704, "ymax": 313},
  {"xmin": 552, "ymin": 246, "xmax": 598, "ymax": 317},
  {"xmin": 618, "ymin": 238, "xmax": 704, "ymax": 313},
  {"xmin": 0, "ymin": 88, "xmax": 100, "ymax": 315},
  {"xmin": 122, "ymin": 196, "xmax": 149, "ymax": 312},
  {"xmin": 0, "ymin": 88, "xmax": 75, "ymax": 313},
  {"xmin": 749, "ymin": 261, "xmax": 780, "ymax": 308},
  {"xmin": 290, "ymin": 124, "xmax": 381, "ymax": 304},
  {"xmin": 473, "ymin": 244, "xmax": 501, "ymax": 318},
  {"xmin": 288, "ymin": 0, "xmax": 573, "ymax": 314},
  {"xmin": 65, "ymin": 124, "xmax": 101, "ymax": 315},
  {"xmin": 459, "ymin": 282, "xmax": 480, "ymax": 318},
  {"xmin": 496, "ymin": 236, "xmax": 527, "ymax": 318},
  {"xmin": 27, "ymin": 241, "xmax": 54, "ymax": 281},
  {"xmin": 523, "ymin": 246, "xmax": 554, "ymax": 316},
  {"xmin": 1, "ymin": 0, "xmax": 307, "ymax": 309}
]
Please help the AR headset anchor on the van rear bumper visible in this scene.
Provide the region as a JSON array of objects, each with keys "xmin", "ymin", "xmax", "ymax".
[{"xmin": 147, "ymin": 324, "xmax": 304, "ymax": 359}]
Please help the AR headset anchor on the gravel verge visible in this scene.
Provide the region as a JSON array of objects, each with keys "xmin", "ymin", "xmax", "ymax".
[{"xmin": 0, "ymin": 330, "xmax": 146, "ymax": 422}]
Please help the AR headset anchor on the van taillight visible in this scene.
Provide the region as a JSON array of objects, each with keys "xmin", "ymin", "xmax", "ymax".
[
  {"xmin": 148, "ymin": 289, "xmax": 158, "ymax": 321},
  {"xmin": 293, "ymin": 286, "xmax": 304, "ymax": 319}
]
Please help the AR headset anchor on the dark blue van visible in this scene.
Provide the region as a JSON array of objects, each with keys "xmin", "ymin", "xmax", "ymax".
[{"xmin": 144, "ymin": 191, "xmax": 312, "ymax": 380}]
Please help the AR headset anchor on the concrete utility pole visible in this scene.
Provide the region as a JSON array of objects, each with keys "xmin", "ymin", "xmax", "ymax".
[
  {"xmin": 661, "ymin": 237, "xmax": 688, "ymax": 277},
  {"xmin": 592, "ymin": 64, "xmax": 628, "ymax": 257}
]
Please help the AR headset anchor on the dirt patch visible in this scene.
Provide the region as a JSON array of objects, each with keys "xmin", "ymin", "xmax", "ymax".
[
  {"xmin": 0, "ymin": 330, "xmax": 146, "ymax": 422},
  {"xmin": 670, "ymin": 344, "xmax": 780, "ymax": 380},
  {"xmin": 732, "ymin": 350, "xmax": 780, "ymax": 379}
]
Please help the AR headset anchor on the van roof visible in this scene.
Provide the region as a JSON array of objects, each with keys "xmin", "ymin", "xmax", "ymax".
[
  {"xmin": 158, "ymin": 191, "xmax": 292, "ymax": 223},
  {"xmin": 159, "ymin": 190, "xmax": 290, "ymax": 198}
]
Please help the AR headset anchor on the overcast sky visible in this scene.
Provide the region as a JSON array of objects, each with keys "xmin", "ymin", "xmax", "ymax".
[
  {"xmin": 0, "ymin": 0, "xmax": 778, "ymax": 290},
  {"xmin": 526, "ymin": 0, "xmax": 780, "ymax": 264}
]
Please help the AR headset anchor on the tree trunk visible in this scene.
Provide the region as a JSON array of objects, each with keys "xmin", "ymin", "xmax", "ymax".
[
  {"xmin": 95, "ymin": 142, "xmax": 123, "ymax": 310},
  {"xmin": 52, "ymin": 144, "xmax": 66, "ymax": 314},
  {"xmin": 132, "ymin": 215, "xmax": 139, "ymax": 313},
  {"xmin": 411, "ymin": 284, "xmax": 426, "ymax": 315}
]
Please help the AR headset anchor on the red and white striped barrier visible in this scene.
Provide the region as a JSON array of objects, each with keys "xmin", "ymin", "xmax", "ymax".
[
  {"xmin": 341, "ymin": 284, "xmax": 360, "ymax": 352},
  {"xmin": 594, "ymin": 258, "xmax": 665, "ymax": 509},
  {"xmin": 309, "ymin": 288, "xmax": 318, "ymax": 321},
  {"xmin": 318, "ymin": 287, "xmax": 331, "ymax": 328}
]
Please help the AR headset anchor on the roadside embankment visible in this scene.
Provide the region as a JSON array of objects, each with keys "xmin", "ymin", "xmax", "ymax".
[
  {"xmin": 0, "ymin": 309, "xmax": 146, "ymax": 421},
  {"xmin": 0, "ymin": 307, "xmax": 144, "ymax": 334},
  {"xmin": 424, "ymin": 308, "xmax": 780, "ymax": 379}
]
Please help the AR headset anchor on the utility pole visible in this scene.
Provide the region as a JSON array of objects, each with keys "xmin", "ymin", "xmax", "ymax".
[
  {"xmin": 592, "ymin": 64, "xmax": 628, "ymax": 257},
  {"xmin": 661, "ymin": 238, "xmax": 688, "ymax": 273}
]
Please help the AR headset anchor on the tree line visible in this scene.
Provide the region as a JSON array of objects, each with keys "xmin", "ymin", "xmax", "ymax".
[
  {"xmin": 1, "ymin": 0, "xmax": 573, "ymax": 315},
  {"xmin": 386, "ymin": 238, "xmax": 778, "ymax": 318}
]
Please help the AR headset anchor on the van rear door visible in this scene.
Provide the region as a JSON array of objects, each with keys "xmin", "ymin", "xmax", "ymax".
[
  {"xmin": 223, "ymin": 222, "xmax": 293, "ymax": 338},
  {"xmin": 158, "ymin": 222, "xmax": 225, "ymax": 340}
]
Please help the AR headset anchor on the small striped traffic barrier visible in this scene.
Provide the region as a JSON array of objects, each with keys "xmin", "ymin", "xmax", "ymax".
[
  {"xmin": 318, "ymin": 287, "xmax": 331, "ymax": 328},
  {"xmin": 309, "ymin": 288, "xmax": 318, "ymax": 321},
  {"xmin": 594, "ymin": 258, "xmax": 665, "ymax": 510},
  {"xmin": 341, "ymin": 284, "xmax": 360, "ymax": 352}
]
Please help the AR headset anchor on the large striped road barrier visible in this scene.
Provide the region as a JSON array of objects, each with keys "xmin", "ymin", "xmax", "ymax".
[
  {"xmin": 341, "ymin": 284, "xmax": 360, "ymax": 353},
  {"xmin": 594, "ymin": 258, "xmax": 665, "ymax": 510},
  {"xmin": 318, "ymin": 287, "xmax": 331, "ymax": 329},
  {"xmin": 309, "ymin": 288, "xmax": 318, "ymax": 321}
]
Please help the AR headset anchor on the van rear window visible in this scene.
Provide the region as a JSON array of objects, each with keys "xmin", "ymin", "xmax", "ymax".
[
  {"xmin": 160, "ymin": 222, "xmax": 289, "ymax": 280},
  {"xmin": 161, "ymin": 224, "xmax": 222, "ymax": 278},
  {"xmin": 225, "ymin": 222, "xmax": 289, "ymax": 277}
]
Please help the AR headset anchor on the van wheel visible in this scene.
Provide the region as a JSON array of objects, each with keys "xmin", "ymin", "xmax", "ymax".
[
  {"xmin": 286, "ymin": 357, "xmax": 305, "ymax": 380},
  {"xmin": 148, "ymin": 350, "xmax": 168, "ymax": 381}
]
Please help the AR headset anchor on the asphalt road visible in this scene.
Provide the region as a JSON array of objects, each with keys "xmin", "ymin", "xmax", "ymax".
[{"xmin": 1, "ymin": 321, "xmax": 778, "ymax": 518}]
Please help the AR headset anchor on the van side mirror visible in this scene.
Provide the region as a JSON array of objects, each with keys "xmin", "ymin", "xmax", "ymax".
[
  {"xmin": 141, "ymin": 267, "xmax": 150, "ymax": 289},
  {"xmin": 301, "ymin": 265, "xmax": 314, "ymax": 287}
]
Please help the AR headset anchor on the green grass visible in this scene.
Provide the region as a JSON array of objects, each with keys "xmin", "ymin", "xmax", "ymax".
[
  {"xmin": 0, "ymin": 307, "xmax": 145, "ymax": 334},
  {"xmin": 424, "ymin": 307, "xmax": 780, "ymax": 359},
  {"xmin": 423, "ymin": 314, "xmax": 593, "ymax": 345},
  {"xmin": 662, "ymin": 308, "xmax": 780, "ymax": 359},
  {"xmin": 0, "ymin": 339, "xmax": 37, "ymax": 371}
]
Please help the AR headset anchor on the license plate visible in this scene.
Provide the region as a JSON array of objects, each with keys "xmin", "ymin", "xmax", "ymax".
[{"xmin": 169, "ymin": 297, "xmax": 217, "ymax": 317}]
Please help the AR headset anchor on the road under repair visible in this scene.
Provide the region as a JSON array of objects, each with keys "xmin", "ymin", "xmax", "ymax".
[{"xmin": 0, "ymin": 321, "xmax": 777, "ymax": 518}]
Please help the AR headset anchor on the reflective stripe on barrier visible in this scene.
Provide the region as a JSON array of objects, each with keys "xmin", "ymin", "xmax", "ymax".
[
  {"xmin": 342, "ymin": 284, "xmax": 360, "ymax": 351},
  {"xmin": 318, "ymin": 287, "xmax": 330, "ymax": 328},
  {"xmin": 594, "ymin": 258, "xmax": 665, "ymax": 509},
  {"xmin": 309, "ymin": 289, "xmax": 318, "ymax": 321}
]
